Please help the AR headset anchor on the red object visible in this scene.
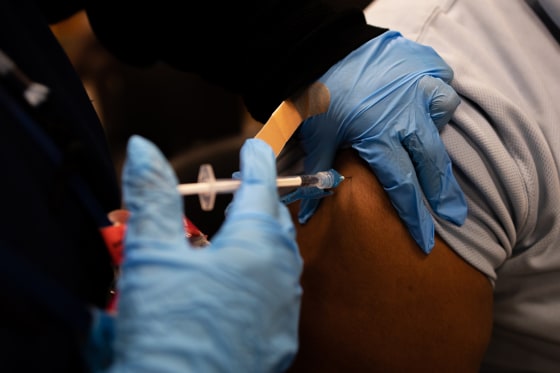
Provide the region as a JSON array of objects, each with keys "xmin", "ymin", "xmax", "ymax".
[
  {"xmin": 99, "ymin": 224, "xmax": 126, "ymax": 265},
  {"xmin": 100, "ymin": 210, "xmax": 209, "ymax": 312},
  {"xmin": 183, "ymin": 216, "xmax": 210, "ymax": 247}
]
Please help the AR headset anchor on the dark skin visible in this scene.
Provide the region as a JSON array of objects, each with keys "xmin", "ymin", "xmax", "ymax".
[{"xmin": 286, "ymin": 149, "xmax": 494, "ymax": 372}]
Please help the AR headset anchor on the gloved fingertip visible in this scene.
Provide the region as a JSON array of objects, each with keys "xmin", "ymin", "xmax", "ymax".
[
  {"xmin": 121, "ymin": 135, "xmax": 185, "ymax": 239},
  {"xmin": 240, "ymin": 139, "xmax": 276, "ymax": 185},
  {"xmin": 297, "ymin": 199, "xmax": 320, "ymax": 225},
  {"xmin": 227, "ymin": 139, "xmax": 279, "ymax": 216},
  {"xmin": 391, "ymin": 185, "xmax": 435, "ymax": 254},
  {"xmin": 298, "ymin": 215, "xmax": 309, "ymax": 225},
  {"xmin": 122, "ymin": 135, "xmax": 179, "ymax": 196},
  {"xmin": 412, "ymin": 220, "xmax": 435, "ymax": 255}
]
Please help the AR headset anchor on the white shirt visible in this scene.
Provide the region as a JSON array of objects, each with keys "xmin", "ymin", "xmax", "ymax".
[{"xmin": 365, "ymin": 1, "xmax": 560, "ymax": 371}]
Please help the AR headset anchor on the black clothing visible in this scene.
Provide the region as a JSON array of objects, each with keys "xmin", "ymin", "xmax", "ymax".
[
  {"xmin": 1, "ymin": 1, "xmax": 117, "ymax": 371},
  {"xmin": 84, "ymin": 1, "xmax": 384, "ymax": 123}
]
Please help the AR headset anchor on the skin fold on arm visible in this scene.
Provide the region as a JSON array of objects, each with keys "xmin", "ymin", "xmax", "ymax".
[{"xmin": 286, "ymin": 149, "xmax": 494, "ymax": 372}]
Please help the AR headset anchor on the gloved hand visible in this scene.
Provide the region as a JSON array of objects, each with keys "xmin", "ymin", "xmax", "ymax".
[
  {"xmin": 297, "ymin": 30, "xmax": 467, "ymax": 254},
  {"xmin": 104, "ymin": 135, "xmax": 302, "ymax": 373}
]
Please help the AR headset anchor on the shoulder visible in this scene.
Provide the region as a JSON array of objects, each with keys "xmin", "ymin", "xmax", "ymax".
[{"xmin": 287, "ymin": 149, "xmax": 493, "ymax": 372}]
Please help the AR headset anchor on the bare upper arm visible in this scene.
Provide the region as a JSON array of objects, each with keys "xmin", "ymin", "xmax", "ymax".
[{"xmin": 286, "ymin": 149, "xmax": 493, "ymax": 372}]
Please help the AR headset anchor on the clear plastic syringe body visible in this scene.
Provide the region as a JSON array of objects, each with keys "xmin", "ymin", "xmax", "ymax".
[
  {"xmin": 177, "ymin": 165, "xmax": 344, "ymax": 211},
  {"xmin": 275, "ymin": 170, "xmax": 341, "ymax": 189}
]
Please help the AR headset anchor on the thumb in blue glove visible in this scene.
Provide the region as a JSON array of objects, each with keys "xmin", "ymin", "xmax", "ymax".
[
  {"xmin": 297, "ymin": 30, "xmax": 467, "ymax": 254},
  {"xmin": 107, "ymin": 135, "xmax": 302, "ymax": 373}
]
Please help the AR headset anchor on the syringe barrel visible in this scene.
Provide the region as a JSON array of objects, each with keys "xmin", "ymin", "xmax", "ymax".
[{"xmin": 299, "ymin": 171, "xmax": 336, "ymax": 189}]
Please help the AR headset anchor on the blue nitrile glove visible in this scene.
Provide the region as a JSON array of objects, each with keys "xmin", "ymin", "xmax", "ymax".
[
  {"xmin": 297, "ymin": 30, "xmax": 467, "ymax": 254},
  {"xmin": 107, "ymin": 135, "xmax": 302, "ymax": 373}
]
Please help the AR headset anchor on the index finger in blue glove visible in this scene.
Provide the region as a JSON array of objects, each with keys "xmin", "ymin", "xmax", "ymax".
[
  {"xmin": 121, "ymin": 135, "xmax": 186, "ymax": 249},
  {"xmin": 228, "ymin": 138, "xmax": 282, "ymax": 217},
  {"xmin": 221, "ymin": 138, "xmax": 297, "ymax": 245}
]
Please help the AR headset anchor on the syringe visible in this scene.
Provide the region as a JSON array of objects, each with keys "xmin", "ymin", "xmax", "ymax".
[{"xmin": 177, "ymin": 164, "xmax": 345, "ymax": 211}]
